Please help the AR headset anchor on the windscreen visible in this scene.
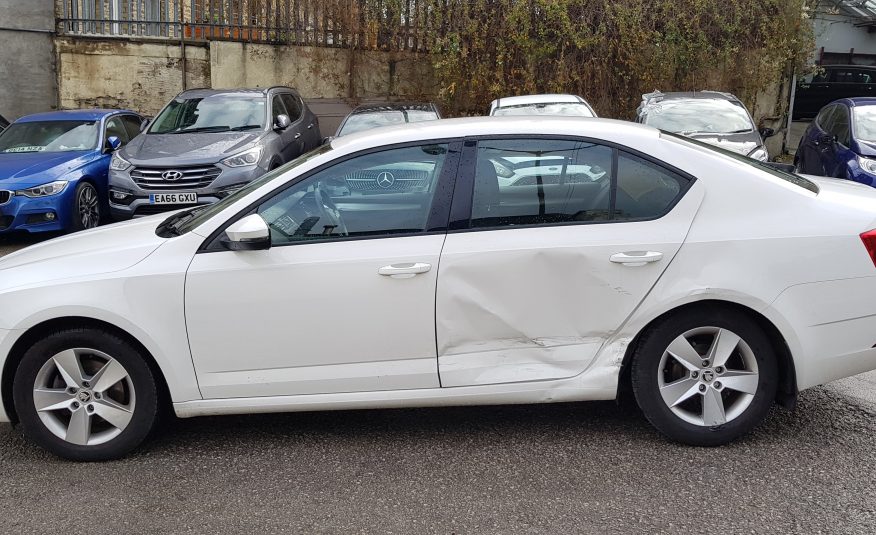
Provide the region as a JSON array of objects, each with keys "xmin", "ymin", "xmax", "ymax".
[
  {"xmin": 150, "ymin": 94, "xmax": 267, "ymax": 134},
  {"xmin": 642, "ymin": 98, "xmax": 754, "ymax": 135},
  {"xmin": 0, "ymin": 120, "xmax": 99, "ymax": 153},
  {"xmin": 338, "ymin": 109, "xmax": 439, "ymax": 136},
  {"xmin": 853, "ymin": 105, "xmax": 876, "ymax": 143},
  {"xmin": 492, "ymin": 103, "xmax": 595, "ymax": 117}
]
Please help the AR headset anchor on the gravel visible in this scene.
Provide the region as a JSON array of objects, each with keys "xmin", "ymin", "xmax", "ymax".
[{"xmin": 1, "ymin": 238, "xmax": 875, "ymax": 534}]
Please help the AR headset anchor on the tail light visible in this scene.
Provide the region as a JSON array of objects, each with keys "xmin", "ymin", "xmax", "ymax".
[{"xmin": 862, "ymin": 229, "xmax": 876, "ymax": 267}]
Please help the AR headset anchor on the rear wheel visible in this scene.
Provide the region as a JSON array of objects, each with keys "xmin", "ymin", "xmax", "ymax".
[
  {"xmin": 71, "ymin": 182, "xmax": 100, "ymax": 231},
  {"xmin": 631, "ymin": 308, "xmax": 777, "ymax": 446},
  {"xmin": 12, "ymin": 328, "xmax": 159, "ymax": 461}
]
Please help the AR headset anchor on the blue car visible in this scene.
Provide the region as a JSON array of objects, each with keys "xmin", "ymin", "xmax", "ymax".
[
  {"xmin": 0, "ymin": 109, "xmax": 144, "ymax": 234},
  {"xmin": 795, "ymin": 97, "xmax": 876, "ymax": 186}
]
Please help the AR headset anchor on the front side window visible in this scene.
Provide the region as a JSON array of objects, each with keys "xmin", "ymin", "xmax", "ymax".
[
  {"xmin": 149, "ymin": 95, "xmax": 266, "ymax": 134},
  {"xmin": 105, "ymin": 117, "xmax": 131, "ymax": 145},
  {"xmin": 641, "ymin": 98, "xmax": 754, "ymax": 135},
  {"xmin": 280, "ymin": 94, "xmax": 303, "ymax": 123},
  {"xmin": 470, "ymin": 138, "xmax": 688, "ymax": 229},
  {"xmin": 121, "ymin": 115, "xmax": 144, "ymax": 139},
  {"xmin": 0, "ymin": 120, "xmax": 100, "ymax": 153},
  {"xmin": 816, "ymin": 105, "xmax": 837, "ymax": 132},
  {"xmin": 830, "ymin": 106, "xmax": 851, "ymax": 146},
  {"xmin": 258, "ymin": 143, "xmax": 449, "ymax": 245}
]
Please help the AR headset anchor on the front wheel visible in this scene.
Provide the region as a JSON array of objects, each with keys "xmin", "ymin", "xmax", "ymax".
[
  {"xmin": 71, "ymin": 182, "xmax": 101, "ymax": 231},
  {"xmin": 631, "ymin": 308, "xmax": 777, "ymax": 446},
  {"xmin": 12, "ymin": 328, "xmax": 160, "ymax": 461}
]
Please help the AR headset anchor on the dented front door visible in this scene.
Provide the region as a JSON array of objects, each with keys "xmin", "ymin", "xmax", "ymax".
[{"xmin": 435, "ymin": 137, "xmax": 703, "ymax": 387}]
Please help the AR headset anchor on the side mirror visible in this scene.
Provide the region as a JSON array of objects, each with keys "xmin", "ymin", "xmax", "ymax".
[
  {"xmin": 140, "ymin": 118, "xmax": 151, "ymax": 132},
  {"xmin": 220, "ymin": 214, "xmax": 271, "ymax": 251},
  {"xmin": 758, "ymin": 127, "xmax": 776, "ymax": 139},
  {"xmin": 817, "ymin": 132, "xmax": 836, "ymax": 145},
  {"xmin": 105, "ymin": 136, "xmax": 122, "ymax": 152},
  {"xmin": 274, "ymin": 114, "xmax": 291, "ymax": 130}
]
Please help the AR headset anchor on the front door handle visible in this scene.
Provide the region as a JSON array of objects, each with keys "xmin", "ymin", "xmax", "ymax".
[
  {"xmin": 307, "ymin": 123, "xmax": 314, "ymax": 129},
  {"xmin": 378, "ymin": 262, "xmax": 432, "ymax": 278},
  {"xmin": 610, "ymin": 251, "xmax": 664, "ymax": 266},
  {"xmin": 294, "ymin": 132, "xmax": 302, "ymax": 139}
]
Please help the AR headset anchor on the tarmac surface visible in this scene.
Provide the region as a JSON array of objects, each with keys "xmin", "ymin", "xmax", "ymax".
[{"xmin": 1, "ymin": 235, "xmax": 875, "ymax": 534}]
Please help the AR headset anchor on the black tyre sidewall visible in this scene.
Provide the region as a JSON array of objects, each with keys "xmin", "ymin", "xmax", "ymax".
[
  {"xmin": 631, "ymin": 308, "xmax": 778, "ymax": 446},
  {"xmin": 70, "ymin": 182, "xmax": 99, "ymax": 232},
  {"xmin": 12, "ymin": 329, "xmax": 159, "ymax": 461}
]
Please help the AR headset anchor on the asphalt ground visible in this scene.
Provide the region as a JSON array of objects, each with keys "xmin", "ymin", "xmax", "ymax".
[{"xmin": 1, "ymin": 235, "xmax": 875, "ymax": 534}]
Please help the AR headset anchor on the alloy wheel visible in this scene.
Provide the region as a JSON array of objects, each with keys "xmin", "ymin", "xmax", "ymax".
[
  {"xmin": 32, "ymin": 348, "xmax": 136, "ymax": 446},
  {"xmin": 657, "ymin": 327, "xmax": 759, "ymax": 427},
  {"xmin": 78, "ymin": 185, "xmax": 100, "ymax": 229}
]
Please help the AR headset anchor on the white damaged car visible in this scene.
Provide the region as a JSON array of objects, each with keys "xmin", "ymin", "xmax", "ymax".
[{"xmin": 2, "ymin": 117, "xmax": 876, "ymax": 460}]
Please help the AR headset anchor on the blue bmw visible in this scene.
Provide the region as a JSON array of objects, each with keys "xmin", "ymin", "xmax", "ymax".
[
  {"xmin": 0, "ymin": 109, "xmax": 144, "ymax": 234},
  {"xmin": 795, "ymin": 97, "xmax": 876, "ymax": 186}
]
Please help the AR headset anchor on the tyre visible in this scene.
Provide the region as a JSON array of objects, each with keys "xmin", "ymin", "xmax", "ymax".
[
  {"xmin": 12, "ymin": 328, "xmax": 159, "ymax": 461},
  {"xmin": 71, "ymin": 181, "xmax": 100, "ymax": 231},
  {"xmin": 631, "ymin": 307, "xmax": 777, "ymax": 446}
]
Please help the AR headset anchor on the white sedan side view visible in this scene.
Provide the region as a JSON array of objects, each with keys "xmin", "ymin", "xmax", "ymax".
[{"xmin": 2, "ymin": 117, "xmax": 876, "ymax": 461}]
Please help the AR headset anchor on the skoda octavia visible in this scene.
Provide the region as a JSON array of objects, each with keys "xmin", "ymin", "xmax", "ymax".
[{"xmin": 1, "ymin": 117, "xmax": 876, "ymax": 460}]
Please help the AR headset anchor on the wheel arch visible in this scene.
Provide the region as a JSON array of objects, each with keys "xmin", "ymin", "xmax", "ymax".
[
  {"xmin": 616, "ymin": 300, "xmax": 797, "ymax": 409},
  {"xmin": 2, "ymin": 316, "xmax": 173, "ymax": 424}
]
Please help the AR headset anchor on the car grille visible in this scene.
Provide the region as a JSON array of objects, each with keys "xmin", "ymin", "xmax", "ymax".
[
  {"xmin": 0, "ymin": 190, "xmax": 11, "ymax": 205},
  {"xmin": 344, "ymin": 169, "xmax": 431, "ymax": 192},
  {"xmin": 130, "ymin": 166, "xmax": 221, "ymax": 191}
]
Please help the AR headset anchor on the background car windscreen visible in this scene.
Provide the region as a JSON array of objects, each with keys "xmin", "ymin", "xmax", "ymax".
[
  {"xmin": 0, "ymin": 120, "xmax": 99, "ymax": 153},
  {"xmin": 339, "ymin": 110, "xmax": 439, "ymax": 136},
  {"xmin": 493, "ymin": 103, "xmax": 594, "ymax": 117},
  {"xmin": 642, "ymin": 98, "xmax": 753, "ymax": 134},
  {"xmin": 149, "ymin": 95, "xmax": 266, "ymax": 134},
  {"xmin": 853, "ymin": 105, "xmax": 876, "ymax": 143}
]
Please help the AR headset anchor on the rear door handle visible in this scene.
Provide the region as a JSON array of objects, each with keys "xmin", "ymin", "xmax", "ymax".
[
  {"xmin": 378, "ymin": 262, "xmax": 432, "ymax": 278},
  {"xmin": 610, "ymin": 251, "xmax": 663, "ymax": 266}
]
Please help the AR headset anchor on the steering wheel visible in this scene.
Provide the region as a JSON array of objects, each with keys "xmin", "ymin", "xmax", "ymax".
[{"xmin": 314, "ymin": 186, "xmax": 348, "ymax": 236}]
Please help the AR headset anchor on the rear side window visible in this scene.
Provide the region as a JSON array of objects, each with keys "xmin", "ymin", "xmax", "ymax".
[{"xmin": 469, "ymin": 138, "xmax": 689, "ymax": 229}]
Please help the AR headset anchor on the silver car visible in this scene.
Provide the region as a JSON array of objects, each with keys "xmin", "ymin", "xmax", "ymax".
[{"xmin": 108, "ymin": 87, "xmax": 320, "ymax": 219}]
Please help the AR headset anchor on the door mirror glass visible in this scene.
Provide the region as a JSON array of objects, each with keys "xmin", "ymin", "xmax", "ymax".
[
  {"xmin": 106, "ymin": 136, "xmax": 122, "ymax": 152},
  {"xmin": 275, "ymin": 114, "xmax": 291, "ymax": 130},
  {"xmin": 758, "ymin": 127, "xmax": 776, "ymax": 139},
  {"xmin": 221, "ymin": 214, "xmax": 271, "ymax": 251}
]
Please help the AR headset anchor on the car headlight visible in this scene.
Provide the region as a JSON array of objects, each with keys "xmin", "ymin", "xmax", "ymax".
[
  {"xmin": 14, "ymin": 180, "xmax": 69, "ymax": 198},
  {"xmin": 110, "ymin": 152, "xmax": 132, "ymax": 171},
  {"xmin": 859, "ymin": 156, "xmax": 876, "ymax": 175},
  {"xmin": 748, "ymin": 147, "xmax": 769, "ymax": 162},
  {"xmin": 221, "ymin": 147, "xmax": 262, "ymax": 168}
]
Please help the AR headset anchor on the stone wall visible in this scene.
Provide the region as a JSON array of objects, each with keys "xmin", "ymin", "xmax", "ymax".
[
  {"xmin": 0, "ymin": 0, "xmax": 58, "ymax": 120},
  {"xmin": 55, "ymin": 36, "xmax": 210, "ymax": 116}
]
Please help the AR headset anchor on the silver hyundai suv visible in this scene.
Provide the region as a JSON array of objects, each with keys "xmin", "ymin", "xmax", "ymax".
[{"xmin": 108, "ymin": 87, "xmax": 320, "ymax": 219}]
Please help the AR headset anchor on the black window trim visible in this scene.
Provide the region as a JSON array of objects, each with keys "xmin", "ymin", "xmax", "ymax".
[
  {"xmin": 197, "ymin": 138, "xmax": 463, "ymax": 253},
  {"xmin": 446, "ymin": 134, "xmax": 697, "ymax": 235}
]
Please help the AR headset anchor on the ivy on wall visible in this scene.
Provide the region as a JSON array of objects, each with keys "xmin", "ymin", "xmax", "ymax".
[{"xmin": 424, "ymin": 0, "xmax": 814, "ymax": 118}]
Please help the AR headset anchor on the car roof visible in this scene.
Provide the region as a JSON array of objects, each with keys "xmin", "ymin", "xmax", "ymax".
[
  {"xmin": 491, "ymin": 94, "xmax": 585, "ymax": 108},
  {"xmin": 350, "ymin": 102, "xmax": 438, "ymax": 115},
  {"xmin": 641, "ymin": 91, "xmax": 740, "ymax": 104},
  {"xmin": 845, "ymin": 97, "xmax": 876, "ymax": 107},
  {"xmin": 331, "ymin": 116, "xmax": 657, "ymax": 152},
  {"xmin": 14, "ymin": 109, "xmax": 137, "ymax": 123},
  {"xmin": 176, "ymin": 87, "xmax": 294, "ymax": 99}
]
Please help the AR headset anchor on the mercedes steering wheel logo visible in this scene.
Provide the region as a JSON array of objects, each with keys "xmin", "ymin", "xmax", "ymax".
[
  {"xmin": 376, "ymin": 171, "xmax": 395, "ymax": 189},
  {"xmin": 162, "ymin": 170, "xmax": 184, "ymax": 181}
]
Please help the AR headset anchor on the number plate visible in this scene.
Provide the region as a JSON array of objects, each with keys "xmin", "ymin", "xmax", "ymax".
[{"xmin": 149, "ymin": 192, "xmax": 198, "ymax": 205}]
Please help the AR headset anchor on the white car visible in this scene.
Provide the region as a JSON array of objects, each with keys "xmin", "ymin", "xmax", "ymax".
[
  {"xmin": 1, "ymin": 117, "xmax": 876, "ymax": 460},
  {"xmin": 488, "ymin": 94, "xmax": 597, "ymax": 117}
]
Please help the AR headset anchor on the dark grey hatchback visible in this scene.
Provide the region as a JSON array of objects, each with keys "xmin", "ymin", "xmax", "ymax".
[{"xmin": 108, "ymin": 87, "xmax": 320, "ymax": 219}]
